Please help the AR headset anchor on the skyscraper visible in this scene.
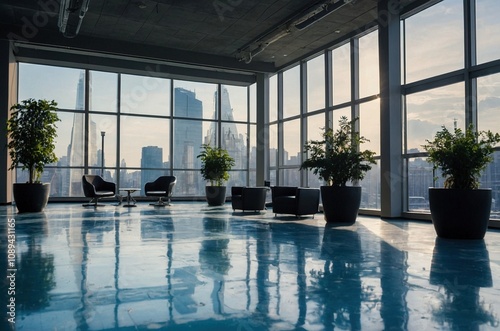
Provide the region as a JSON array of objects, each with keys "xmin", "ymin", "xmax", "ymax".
[
  {"xmin": 141, "ymin": 146, "xmax": 164, "ymax": 195},
  {"xmin": 209, "ymin": 86, "xmax": 247, "ymax": 186},
  {"xmin": 173, "ymin": 87, "xmax": 203, "ymax": 195},
  {"xmin": 67, "ymin": 72, "xmax": 97, "ymax": 196}
]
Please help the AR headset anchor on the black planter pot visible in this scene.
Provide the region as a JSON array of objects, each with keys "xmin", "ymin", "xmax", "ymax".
[
  {"xmin": 13, "ymin": 183, "xmax": 51, "ymax": 213},
  {"xmin": 321, "ymin": 186, "xmax": 361, "ymax": 224},
  {"xmin": 205, "ymin": 186, "xmax": 227, "ymax": 206},
  {"xmin": 429, "ymin": 188, "xmax": 491, "ymax": 239}
]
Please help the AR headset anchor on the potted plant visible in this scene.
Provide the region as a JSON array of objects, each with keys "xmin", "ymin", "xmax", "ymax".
[
  {"xmin": 423, "ymin": 124, "xmax": 500, "ymax": 239},
  {"xmin": 197, "ymin": 144, "xmax": 235, "ymax": 206},
  {"xmin": 6, "ymin": 98, "xmax": 60, "ymax": 213},
  {"xmin": 301, "ymin": 116, "xmax": 376, "ymax": 224}
]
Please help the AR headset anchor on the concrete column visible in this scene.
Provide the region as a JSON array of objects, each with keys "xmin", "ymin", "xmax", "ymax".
[
  {"xmin": 0, "ymin": 40, "xmax": 16, "ymax": 204},
  {"xmin": 379, "ymin": 0, "xmax": 403, "ymax": 218}
]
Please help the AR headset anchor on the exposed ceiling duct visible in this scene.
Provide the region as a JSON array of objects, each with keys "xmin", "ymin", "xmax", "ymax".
[
  {"xmin": 58, "ymin": 0, "xmax": 91, "ymax": 38},
  {"xmin": 238, "ymin": 0, "xmax": 355, "ymax": 64}
]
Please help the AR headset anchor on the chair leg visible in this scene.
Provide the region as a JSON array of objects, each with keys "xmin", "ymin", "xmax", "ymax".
[
  {"xmin": 150, "ymin": 197, "xmax": 170, "ymax": 206},
  {"xmin": 82, "ymin": 197, "xmax": 105, "ymax": 207}
]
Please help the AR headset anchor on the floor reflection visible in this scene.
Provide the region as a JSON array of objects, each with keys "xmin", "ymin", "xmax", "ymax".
[
  {"xmin": 430, "ymin": 238, "xmax": 497, "ymax": 330},
  {"xmin": 1, "ymin": 203, "xmax": 500, "ymax": 330}
]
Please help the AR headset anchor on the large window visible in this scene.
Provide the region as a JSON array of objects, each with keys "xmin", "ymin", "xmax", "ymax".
[
  {"xmin": 271, "ymin": 30, "xmax": 381, "ymax": 208},
  {"xmin": 403, "ymin": 0, "xmax": 500, "ymax": 217},
  {"xmin": 17, "ymin": 63, "xmax": 254, "ymax": 198}
]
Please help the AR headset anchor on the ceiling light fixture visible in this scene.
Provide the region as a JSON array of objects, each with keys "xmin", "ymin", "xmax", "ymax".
[
  {"xmin": 58, "ymin": 0, "xmax": 91, "ymax": 38},
  {"xmin": 238, "ymin": 0, "xmax": 354, "ymax": 64}
]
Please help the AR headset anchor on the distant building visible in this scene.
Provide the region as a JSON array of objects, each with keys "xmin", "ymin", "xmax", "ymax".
[
  {"xmin": 173, "ymin": 87, "xmax": 203, "ymax": 195},
  {"xmin": 141, "ymin": 146, "xmax": 164, "ymax": 195}
]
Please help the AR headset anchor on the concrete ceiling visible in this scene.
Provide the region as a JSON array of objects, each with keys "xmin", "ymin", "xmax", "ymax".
[{"xmin": 0, "ymin": 0, "xmax": 430, "ymax": 76}]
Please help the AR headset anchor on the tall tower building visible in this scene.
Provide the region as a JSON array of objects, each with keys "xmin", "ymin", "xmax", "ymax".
[
  {"xmin": 207, "ymin": 86, "xmax": 247, "ymax": 185},
  {"xmin": 67, "ymin": 72, "xmax": 98, "ymax": 196},
  {"xmin": 141, "ymin": 146, "xmax": 164, "ymax": 194},
  {"xmin": 173, "ymin": 87, "xmax": 203, "ymax": 194}
]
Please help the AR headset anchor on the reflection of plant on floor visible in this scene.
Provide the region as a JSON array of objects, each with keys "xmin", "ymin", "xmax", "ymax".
[
  {"xmin": 17, "ymin": 247, "xmax": 56, "ymax": 311},
  {"xmin": 431, "ymin": 286, "xmax": 498, "ymax": 329},
  {"xmin": 199, "ymin": 218, "xmax": 231, "ymax": 275},
  {"xmin": 430, "ymin": 238, "xmax": 498, "ymax": 329},
  {"xmin": 309, "ymin": 228, "xmax": 362, "ymax": 329}
]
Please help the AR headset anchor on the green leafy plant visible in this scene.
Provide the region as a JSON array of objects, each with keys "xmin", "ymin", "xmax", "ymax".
[
  {"xmin": 423, "ymin": 124, "xmax": 500, "ymax": 190},
  {"xmin": 197, "ymin": 144, "xmax": 235, "ymax": 186},
  {"xmin": 6, "ymin": 99, "xmax": 60, "ymax": 184},
  {"xmin": 301, "ymin": 116, "xmax": 376, "ymax": 186}
]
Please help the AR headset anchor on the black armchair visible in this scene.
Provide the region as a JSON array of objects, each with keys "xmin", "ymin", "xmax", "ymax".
[
  {"xmin": 231, "ymin": 186, "xmax": 268, "ymax": 212},
  {"xmin": 144, "ymin": 176, "xmax": 176, "ymax": 206},
  {"xmin": 271, "ymin": 186, "xmax": 320, "ymax": 218},
  {"xmin": 82, "ymin": 175, "xmax": 116, "ymax": 207}
]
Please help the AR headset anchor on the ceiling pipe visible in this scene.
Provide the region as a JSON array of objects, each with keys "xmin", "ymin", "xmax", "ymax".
[{"xmin": 238, "ymin": 0, "xmax": 354, "ymax": 63}]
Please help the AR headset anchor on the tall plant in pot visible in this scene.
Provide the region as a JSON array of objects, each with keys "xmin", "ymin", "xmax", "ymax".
[
  {"xmin": 423, "ymin": 124, "xmax": 500, "ymax": 239},
  {"xmin": 6, "ymin": 99, "xmax": 60, "ymax": 213},
  {"xmin": 301, "ymin": 116, "xmax": 376, "ymax": 224},
  {"xmin": 197, "ymin": 144, "xmax": 235, "ymax": 206}
]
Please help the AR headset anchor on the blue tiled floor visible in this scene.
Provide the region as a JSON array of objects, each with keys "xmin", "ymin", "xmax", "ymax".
[{"xmin": 2, "ymin": 202, "xmax": 500, "ymax": 330}]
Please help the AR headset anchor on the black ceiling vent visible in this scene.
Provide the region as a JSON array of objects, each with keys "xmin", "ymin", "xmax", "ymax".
[{"xmin": 58, "ymin": 0, "xmax": 91, "ymax": 38}]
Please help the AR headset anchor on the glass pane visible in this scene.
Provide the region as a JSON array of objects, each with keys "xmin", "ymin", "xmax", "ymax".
[
  {"xmin": 227, "ymin": 170, "xmax": 247, "ymax": 188},
  {"xmin": 332, "ymin": 43, "xmax": 351, "ymax": 105},
  {"xmin": 478, "ymin": 73, "xmax": 500, "ymax": 146},
  {"xmin": 359, "ymin": 160, "xmax": 380, "ymax": 210},
  {"xmin": 359, "ymin": 99, "xmax": 380, "ymax": 156},
  {"xmin": 269, "ymin": 74, "xmax": 278, "ymax": 123},
  {"xmin": 283, "ymin": 66, "xmax": 300, "ymax": 118},
  {"xmin": 307, "ymin": 55, "xmax": 325, "ymax": 112},
  {"xmin": 306, "ymin": 114, "xmax": 324, "ymax": 188},
  {"xmin": 482, "ymin": 151, "xmax": 500, "ymax": 219},
  {"xmin": 404, "ymin": 0, "xmax": 464, "ymax": 83},
  {"xmin": 20, "ymin": 167, "xmax": 87, "ymax": 197},
  {"xmin": 173, "ymin": 119, "xmax": 203, "ymax": 169},
  {"xmin": 54, "ymin": 112, "xmax": 83, "ymax": 166},
  {"xmin": 279, "ymin": 168, "xmax": 300, "ymax": 187},
  {"xmin": 307, "ymin": 169, "xmax": 323, "ymax": 189},
  {"xmin": 249, "ymin": 124, "xmax": 256, "ymax": 170},
  {"xmin": 249, "ymin": 84, "xmax": 256, "ymax": 123},
  {"xmin": 407, "ymin": 157, "xmax": 433, "ymax": 211},
  {"xmin": 90, "ymin": 71, "xmax": 117, "ymax": 112},
  {"xmin": 221, "ymin": 85, "xmax": 247, "ymax": 122},
  {"xmin": 307, "ymin": 113, "xmax": 325, "ymax": 143},
  {"xmin": 269, "ymin": 124, "xmax": 278, "ymax": 167},
  {"xmin": 174, "ymin": 80, "xmax": 217, "ymax": 119},
  {"xmin": 173, "ymin": 170, "xmax": 205, "ymax": 196},
  {"xmin": 119, "ymin": 169, "xmax": 143, "ymax": 192},
  {"xmin": 121, "ymin": 74, "xmax": 170, "ymax": 116},
  {"xmin": 359, "ymin": 31, "xmax": 379, "ymax": 98},
  {"xmin": 88, "ymin": 114, "xmax": 117, "ymax": 168},
  {"xmin": 331, "ymin": 107, "xmax": 351, "ymax": 129},
  {"xmin": 121, "ymin": 115, "xmax": 169, "ymax": 168},
  {"xmin": 405, "ymin": 82, "xmax": 465, "ymax": 152},
  {"xmin": 221, "ymin": 122, "xmax": 247, "ymax": 170},
  {"xmin": 18, "ymin": 63, "xmax": 85, "ymax": 110},
  {"xmin": 283, "ymin": 119, "xmax": 301, "ymax": 166},
  {"xmin": 476, "ymin": 0, "xmax": 500, "ymax": 64}
]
